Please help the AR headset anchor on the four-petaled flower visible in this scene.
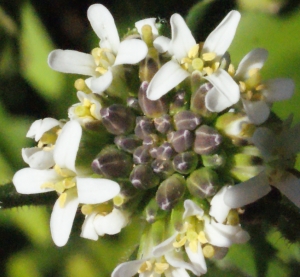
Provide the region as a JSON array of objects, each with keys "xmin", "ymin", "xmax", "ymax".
[{"xmin": 48, "ymin": 4, "xmax": 148, "ymax": 94}]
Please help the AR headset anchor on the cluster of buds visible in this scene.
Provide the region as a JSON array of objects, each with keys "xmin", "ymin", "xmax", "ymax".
[{"xmin": 10, "ymin": 3, "xmax": 300, "ymax": 277}]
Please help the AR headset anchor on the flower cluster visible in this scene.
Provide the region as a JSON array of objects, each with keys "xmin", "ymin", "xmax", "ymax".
[{"xmin": 11, "ymin": 3, "xmax": 300, "ymax": 276}]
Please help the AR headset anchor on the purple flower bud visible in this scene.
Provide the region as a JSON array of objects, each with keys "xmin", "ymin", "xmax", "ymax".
[
  {"xmin": 130, "ymin": 164, "xmax": 160, "ymax": 190},
  {"xmin": 173, "ymin": 151, "xmax": 198, "ymax": 174},
  {"xmin": 154, "ymin": 115, "xmax": 173, "ymax": 134},
  {"xmin": 133, "ymin": 146, "xmax": 152, "ymax": 164},
  {"xmin": 156, "ymin": 142, "xmax": 176, "ymax": 160},
  {"xmin": 135, "ymin": 116, "xmax": 155, "ymax": 139},
  {"xmin": 114, "ymin": 135, "xmax": 142, "ymax": 153},
  {"xmin": 173, "ymin": 110, "xmax": 202, "ymax": 131},
  {"xmin": 168, "ymin": 130, "xmax": 194, "ymax": 153}
]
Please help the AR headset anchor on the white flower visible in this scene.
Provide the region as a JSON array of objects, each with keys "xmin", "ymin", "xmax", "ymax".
[
  {"xmin": 48, "ymin": 4, "xmax": 148, "ymax": 94},
  {"xmin": 81, "ymin": 208, "xmax": 129, "ymax": 241},
  {"xmin": 22, "ymin": 118, "xmax": 64, "ymax": 170},
  {"xmin": 68, "ymin": 91, "xmax": 102, "ymax": 124},
  {"xmin": 235, "ymin": 48, "xmax": 294, "ymax": 124},
  {"xmin": 221, "ymin": 121, "xmax": 300, "ymax": 209},
  {"xmin": 146, "ymin": 11, "xmax": 241, "ymax": 113},
  {"xmin": 13, "ymin": 120, "xmax": 120, "ymax": 246}
]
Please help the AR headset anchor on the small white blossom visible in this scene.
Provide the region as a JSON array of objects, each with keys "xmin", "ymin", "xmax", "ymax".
[
  {"xmin": 13, "ymin": 120, "xmax": 120, "ymax": 246},
  {"xmin": 147, "ymin": 11, "xmax": 241, "ymax": 113},
  {"xmin": 48, "ymin": 4, "xmax": 148, "ymax": 94}
]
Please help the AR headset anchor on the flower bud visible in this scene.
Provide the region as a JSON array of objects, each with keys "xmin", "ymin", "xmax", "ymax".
[
  {"xmin": 127, "ymin": 97, "xmax": 142, "ymax": 114},
  {"xmin": 144, "ymin": 198, "xmax": 168, "ymax": 223},
  {"xmin": 169, "ymin": 90, "xmax": 189, "ymax": 115},
  {"xmin": 114, "ymin": 135, "xmax": 142, "ymax": 153},
  {"xmin": 135, "ymin": 116, "xmax": 155, "ymax": 139},
  {"xmin": 168, "ymin": 130, "xmax": 194, "ymax": 153},
  {"xmin": 173, "ymin": 151, "xmax": 198, "ymax": 174},
  {"xmin": 194, "ymin": 125, "xmax": 222, "ymax": 155},
  {"xmin": 151, "ymin": 159, "xmax": 174, "ymax": 177},
  {"xmin": 156, "ymin": 142, "xmax": 175, "ymax": 160},
  {"xmin": 138, "ymin": 82, "xmax": 168, "ymax": 118},
  {"xmin": 133, "ymin": 146, "xmax": 151, "ymax": 164},
  {"xmin": 154, "ymin": 115, "xmax": 173, "ymax": 134},
  {"xmin": 156, "ymin": 174, "xmax": 186, "ymax": 210},
  {"xmin": 202, "ymin": 152, "xmax": 226, "ymax": 168},
  {"xmin": 130, "ymin": 164, "xmax": 160, "ymax": 189},
  {"xmin": 190, "ymin": 83, "xmax": 215, "ymax": 118},
  {"xmin": 100, "ymin": 104, "xmax": 135, "ymax": 135},
  {"xmin": 173, "ymin": 111, "xmax": 201, "ymax": 131},
  {"xmin": 187, "ymin": 168, "xmax": 220, "ymax": 198},
  {"xmin": 92, "ymin": 146, "xmax": 133, "ymax": 178}
]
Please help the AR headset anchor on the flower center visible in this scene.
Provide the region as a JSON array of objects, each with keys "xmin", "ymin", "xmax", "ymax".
[{"xmin": 91, "ymin": 47, "xmax": 116, "ymax": 75}]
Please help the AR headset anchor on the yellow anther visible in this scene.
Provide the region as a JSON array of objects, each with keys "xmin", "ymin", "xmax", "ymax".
[
  {"xmin": 212, "ymin": 62, "xmax": 220, "ymax": 71},
  {"xmin": 246, "ymin": 90, "xmax": 253, "ymax": 100},
  {"xmin": 91, "ymin": 47, "xmax": 102, "ymax": 58},
  {"xmin": 90, "ymin": 103, "xmax": 97, "ymax": 119},
  {"xmin": 39, "ymin": 132, "xmax": 57, "ymax": 145},
  {"xmin": 188, "ymin": 44, "xmax": 200, "ymax": 59},
  {"xmin": 187, "ymin": 230, "xmax": 198, "ymax": 242},
  {"xmin": 255, "ymin": 84, "xmax": 265, "ymax": 91},
  {"xmin": 63, "ymin": 177, "xmax": 76, "ymax": 189},
  {"xmin": 203, "ymin": 67, "xmax": 213, "ymax": 76},
  {"xmin": 154, "ymin": 262, "xmax": 169, "ymax": 274},
  {"xmin": 228, "ymin": 64, "xmax": 235, "ymax": 76},
  {"xmin": 173, "ymin": 236, "xmax": 187, "ymax": 248},
  {"xmin": 81, "ymin": 204, "xmax": 94, "ymax": 215},
  {"xmin": 54, "ymin": 164, "xmax": 75, "ymax": 178},
  {"xmin": 95, "ymin": 66, "xmax": 108, "ymax": 75},
  {"xmin": 202, "ymin": 52, "xmax": 216, "ymax": 61},
  {"xmin": 54, "ymin": 181, "xmax": 65, "ymax": 194},
  {"xmin": 181, "ymin": 57, "xmax": 192, "ymax": 65},
  {"xmin": 203, "ymin": 244, "xmax": 215, "ymax": 258},
  {"xmin": 83, "ymin": 98, "xmax": 91, "ymax": 107},
  {"xmin": 248, "ymin": 68, "xmax": 260, "ymax": 77},
  {"xmin": 191, "ymin": 58, "xmax": 204, "ymax": 71},
  {"xmin": 239, "ymin": 81, "xmax": 247, "ymax": 92},
  {"xmin": 198, "ymin": 231, "xmax": 208, "ymax": 244},
  {"xmin": 58, "ymin": 192, "xmax": 67, "ymax": 208},
  {"xmin": 138, "ymin": 261, "xmax": 152, "ymax": 273},
  {"xmin": 113, "ymin": 195, "xmax": 124, "ymax": 207},
  {"xmin": 43, "ymin": 145, "xmax": 54, "ymax": 152},
  {"xmin": 94, "ymin": 202, "xmax": 113, "ymax": 215},
  {"xmin": 74, "ymin": 78, "xmax": 91, "ymax": 94},
  {"xmin": 189, "ymin": 239, "xmax": 198, "ymax": 253},
  {"xmin": 74, "ymin": 105, "xmax": 90, "ymax": 117}
]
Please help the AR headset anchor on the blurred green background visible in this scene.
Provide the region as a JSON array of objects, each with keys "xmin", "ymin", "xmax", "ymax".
[{"xmin": 1, "ymin": 0, "xmax": 300, "ymax": 276}]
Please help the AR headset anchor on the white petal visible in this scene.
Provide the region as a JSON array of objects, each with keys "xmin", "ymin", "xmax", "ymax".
[
  {"xmin": 273, "ymin": 173, "xmax": 300, "ymax": 208},
  {"xmin": 251, "ymin": 127, "xmax": 276, "ymax": 160},
  {"xmin": 146, "ymin": 60, "xmax": 189, "ymax": 100},
  {"xmin": 165, "ymin": 250, "xmax": 198, "ymax": 275},
  {"xmin": 77, "ymin": 177, "xmax": 120, "ymax": 204},
  {"xmin": 50, "ymin": 188, "xmax": 79, "ymax": 247},
  {"xmin": 205, "ymin": 220, "xmax": 250, "ymax": 247},
  {"xmin": 112, "ymin": 260, "xmax": 146, "ymax": 277},
  {"xmin": 263, "ymin": 78, "xmax": 294, "ymax": 102},
  {"xmin": 48, "ymin": 50, "xmax": 96, "ymax": 76},
  {"xmin": 80, "ymin": 212, "xmax": 98, "ymax": 241},
  {"xmin": 94, "ymin": 208, "xmax": 128, "ymax": 236},
  {"xmin": 135, "ymin": 18, "xmax": 158, "ymax": 36},
  {"xmin": 209, "ymin": 186, "xmax": 232, "ymax": 223},
  {"xmin": 22, "ymin": 147, "xmax": 55, "ymax": 169},
  {"xmin": 166, "ymin": 268, "xmax": 190, "ymax": 277},
  {"xmin": 235, "ymin": 48, "xmax": 268, "ymax": 80},
  {"xmin": 183, "ymin": 199, "xmax": 204, "ymax": 219},
  {"xmin": 185, "ymin": 242, "xmax": 207, "ymax": 275},
  {"xmin": 242, "ymin": 99, "xmax": 270, "ymax": 125},
  {"xmin": 205, "ymin": 69, "xmax": 240, "ymax": 112},
  {"xmin": 281, "ymin": 123, "xmax": 300, "ymax": 156},
  {"xmin": 169, "ymin": 14, "xmax": 196, "ymax": 61},
  {"xmin": 54, "ymin": 120, "xmax": 82, "ymax": 173},
  {"xmin": 153, "ymin": 36, "xmax": 171, "ymax": 53},
  {"xmin": 12, "ymin": 168, "xmax": 58, "ymax": 194},
  {"xmin": 88, "ymin": 71, "xmax": 113, "ymax": 94},
  {"xmin": 87, "ymin": 4, "xmax": 120, "ymax": 54},
  {"xmin": 27, "ymin": 118, "xmax": 61, "ymax": 141},
  {"xmin": 224, "ymin": 171, "xmax": 271, "ymax": 208},
  {"xmin": 153, "ymin": 233, "xmax": 177, "ymax": 257},
  {"xmin": 202, "ymin": 11, "xmax": 240, "ymax": 57},
  {"xmin": 114, "ymin": 39, "xmax": 148, "ymax": 66}
]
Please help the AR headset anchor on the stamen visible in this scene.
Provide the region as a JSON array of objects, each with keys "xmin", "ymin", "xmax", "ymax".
[
  {"xmin": 95, "ymin": 66, "xmax": 108, "ymax": 75},
  {"xmin": 138, "ymin": 261, "xmax": 152, "ymax": 273},
  {"xmin": 81, "ymin": 204, "xmax": 94, "ymax": 215},
  {"xmin": 173, "ymin": 235, "xmax": 187, "ymax": 248},
  {"xmin": 188, "ymin": 44, "xmax": 200, "ymax": 59},
  {"xmin": 58, "ymin": 192, "xmax": 67, "ymax": 208},
  {"xmin": 74, "ymin": 106, "xmax": 90, "ymax": 117},
  {"xmin": 198, "ymin": 231, "xmax": 208, "ymax": 244},
  {"xmin": 239, "ymin": 81, "xmax": 246, "ymax": 92},
  {"xmin": 74, "ymin": 78, "xmax": 91, "ymax": 93},
  {"xmin": 203, "ymin": 244, "xmax": 215, "ymax": 258},
  {"xmin": 203, "ymin": 67, "xmax": 213, "ymax": 75},
  {"xmin": 141, "ymin": 24, "xmax": 153, "ymax": 47},
  {"xmin": 202, "ymin": 52, "xmax": 216, "ymax": 61},
  {"xmin": 154, "ymin": 262, "xmax": 169, "ymax": 274},
  {"xmin": 40, "ymin": 182, "xmax": 55, "ymax": 189},
  {"xmin": 228, "ymin": 64, "xmax": 235, "ymax": 76}
]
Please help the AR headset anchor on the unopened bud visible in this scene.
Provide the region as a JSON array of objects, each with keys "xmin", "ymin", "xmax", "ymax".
[
  {"xmin": 169, "ymin": 90, "xmax": 189, "ymax": 115},
  {"xmin": 144, "ymin": 198, "xmax": 168, "ymax": 223},
  {"xmin": 133, "ymin": 146, "xmax": 151, "ymax": 164},
  {"xmin": 154, "ymin": 115, "xmax": 173, "ymax": 134},
  {"xmin": 173, "ymin": 111, "xmax": 201, "ymax": 131},
  {"xmin": 138, "ymin": 82, "xmax": 168, "ymax": 118},
  {"xmin": 114, "ymin": 135, "xmax": 142, "ymax": 153},
  {"xmin": 187, "ymin": 168, "xmax": 219, "ymax": 198},
  {"xmin": 130, "ymin": 164, "xmax": 160, "ymax": 189},
  {"xmin": 194, "ymin": 125, "xmax": 222, "ymax": 155},
  {"xmin": 168, "ymin": 130, "xmax": 194, "ymax": 153},
  {"xmin": 100, "ymin": 104, "xmax": 135, "ymax": 135},
  {"xmin": 92, "ymin": 146, "xmax": 133, "ymax": 178},
  {"xmin": 127, "ymin": 97, "xmax": 142, "ymax": 114},
  {"xmin": 151, "ymin": 159, "xmax": 174, "ymax": 177},
  {"xmin": 135, "ymin": 116, "xmax": 155, "ymax": 139},
  {"xmin": 156, "ymin": 142, "xmax": 175, "ymax": 160},
  {"xmin": 156, "ymin": 174, "xmax": 186, "ymax": 210},
  {"xmin": 173, "ymin": 151, "xmax": 198, "ymax": 174}
]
